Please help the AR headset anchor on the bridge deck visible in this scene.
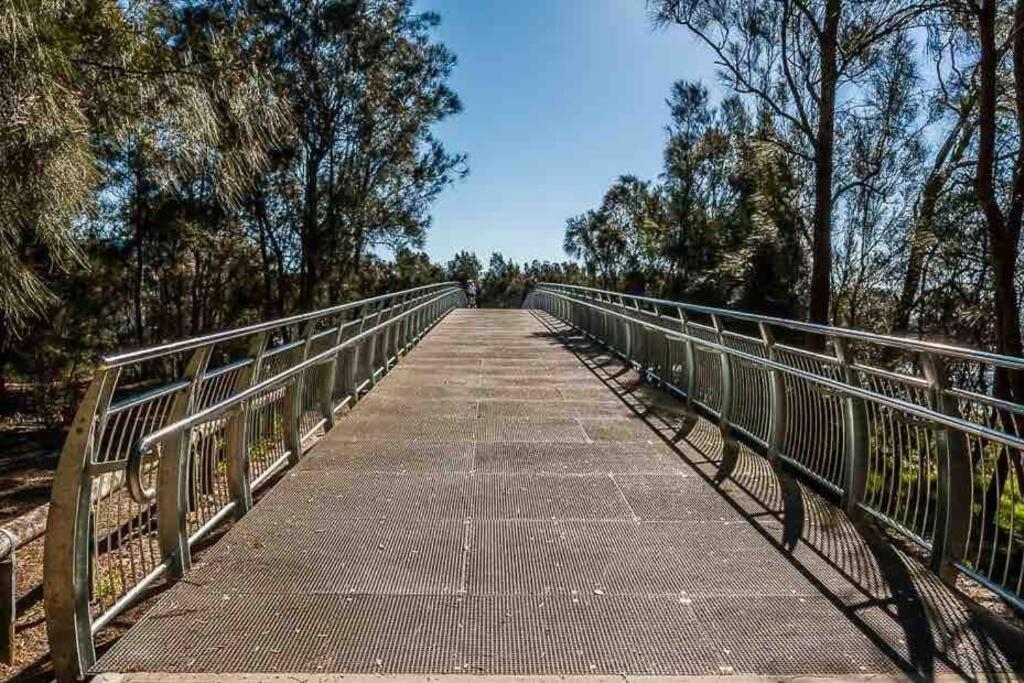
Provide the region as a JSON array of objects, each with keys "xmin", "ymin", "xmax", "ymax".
[{"xmin": 97, "ymin": 309, "xmax": 1022, "ymax": 679}]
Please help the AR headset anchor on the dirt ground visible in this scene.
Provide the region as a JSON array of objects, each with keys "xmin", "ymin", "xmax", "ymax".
[
  {"xmin": 0, "ymin": 426, "xmax": 62, "ymax": 525},
  {"xmin": 1, "ymin": 425, "xmax": 61, "ymax": 682}
]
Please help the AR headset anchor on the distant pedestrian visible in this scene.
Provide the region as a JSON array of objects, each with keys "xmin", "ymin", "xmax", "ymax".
[{"xmin": 467, "ymin": 280, "xmax": 478, "ymax": 308}]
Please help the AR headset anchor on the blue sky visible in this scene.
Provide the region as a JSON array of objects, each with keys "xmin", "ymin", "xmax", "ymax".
[{"xmin": 414, "ymin": 0, "xmax": 719, "ymax": 265}]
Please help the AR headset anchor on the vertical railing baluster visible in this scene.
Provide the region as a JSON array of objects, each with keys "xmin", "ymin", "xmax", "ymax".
[
  {"xmin": 834, "ymin": 338, "xmax": 868, "ymax": 516},
  {"xmin": 158, "ymin": 346, "xmax": 212, "ymax": 576},
  {"xmin": 922, "ymin": 352, "xmax": 972, "ymax": 582}
]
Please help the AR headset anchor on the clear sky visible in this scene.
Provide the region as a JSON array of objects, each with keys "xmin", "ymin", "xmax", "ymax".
[{"xmin": 414, "ymin": 0, "xmax": 719, "ymax": 265}]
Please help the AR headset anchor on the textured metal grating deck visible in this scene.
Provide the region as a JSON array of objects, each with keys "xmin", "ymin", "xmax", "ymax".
[{"xmin": 95, "ymin": 309, "xmax": 1024, "ymax": 679}]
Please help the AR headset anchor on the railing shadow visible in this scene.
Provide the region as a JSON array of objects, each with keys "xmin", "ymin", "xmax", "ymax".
[{"xmin": 530, "ymin": 309, "xmax": 1024, "ymax": 682}]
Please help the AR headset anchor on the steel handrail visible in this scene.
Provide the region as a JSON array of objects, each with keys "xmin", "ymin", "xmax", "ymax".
[
  {"xmin": 103, "ymin": 282, "xmax": 459, "ymax": 367},
  {"xmin": 528, "ymin": 283, "xmax": 1024, "ymax": 615},
  {"xmin": 45, "ymin": 282, "xmax": 467, "ymax": 681},
  {"xmin": 125, "ymin": 286, "xmax": 461, "ymax": 503},
  {"xmin": 538, "ymin": 282, "xmax": 1024, "ymax": 371},
  {"xmin": 537, "ymin": 288, "xmax": 1024, "ymax": 451}
]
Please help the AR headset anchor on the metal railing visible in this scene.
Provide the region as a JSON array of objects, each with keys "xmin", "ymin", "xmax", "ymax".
[
  {"xmin": 44, "ymin": 283, "xmax": 466, "ymax": 681},
  {"xmin": 527, "ymin": 282, "xmax": 1024, "ymax": 614}
]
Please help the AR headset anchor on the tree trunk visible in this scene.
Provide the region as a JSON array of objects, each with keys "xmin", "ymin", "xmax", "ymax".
[
  {"xmin": 807, "ymin": 0, "xmax": 841, "ymax": 337},
  {"xmin": 131, "ymin": 146, "xmax": 146, "ymax": 346},
  {"xmin": 299, "ymin": 148, "xmax": 322, "ymax": 311},
  {"xmin": 976, "ymin": 0, "xmax": 1024, "ymax": 402},
  {"xmin": 894, "ymin": 103, "xmax": 974, "ymax": 335},
  {"xmin": 251, "ymin": 186, "xmax": 276, "ymax": 320},
  {"xmin": 974, "ymin": 0, "xmax": 1024, "ymax": 534}
]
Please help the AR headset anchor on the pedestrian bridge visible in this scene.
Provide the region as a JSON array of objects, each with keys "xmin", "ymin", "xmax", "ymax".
[{"xmin": 43, "ymin": 284, "xmax": 1024, "ymax": 680}]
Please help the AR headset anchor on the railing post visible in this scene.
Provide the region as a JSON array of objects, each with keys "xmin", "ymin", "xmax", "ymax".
[
  {"xmin": 760, "ymin": 323, "xmax": 788, "ymax": 463},
  {"xmin": 159, "ymin": 346, "xmax": 212, "ymax": 577},
  {"xmin": 282, "ymin": 321, "xmax": 314, "ymax": 465},
  {"xmin": 639, "ymin": 302, "xmax": 658, "ymax": 380},
  {"xmin": 711, "ymin": 314, "xmax": 738, "ymax": 481},
  {"xmin": 618, "ymin": 296, "xmax": 631, "ymax": 358},
  {"xmin": 225, "ymin": 332, "xmax": 267, "ymax": 518},
  {"xmin": 45, "ymin": 367, "xmax": 122, "ymax": 681},
  {"xmin": 394, "ymin": 295, "xmax": 411, "ymax": 356},
  {"xmin": 922, "ymin": 353, "xmax": 972, "ymax": 582},
  {"xmin": 385, "ymin": 294, "xmax": 408, "ymax": 368},
  {"xmin": 320, "ymin": 312, "xmax": 351, "ymax": 427},
  {"xmin": 672, "ymin": 307, "xmax": 699, "ymax": 440},
  {"xmin": 338, "ymin": 344, "xmax": 359, "ymax": 405},
  {"xmin": 834, "ymin": 338, "xmax": 868, "ymax": 516},
  {"xmin": 375, "ymin": 300, "xmax": 392, "ymax": 374},
  {"xmin": 358, "ymin": 301, "xmax": 383, "ymax": 389}
]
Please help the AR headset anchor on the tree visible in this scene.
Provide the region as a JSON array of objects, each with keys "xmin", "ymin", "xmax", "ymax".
[
  {"xmin": 970, "ymin": 0, "xmax": 1024, "ymax": 402},
  {"xmin": 250, "ymin": 0, "xmax": 466, "ymax": 309},
  {"xmin": 0, "ymin": 0, "xmax": 465, "ymax": 424},
  {"xmin": 652, "ymin": 0, "xmax": 932, "ymax": 327},
  {"xmin": 447, "ymin": 250, "xmax": 482, "ymax": 286}
]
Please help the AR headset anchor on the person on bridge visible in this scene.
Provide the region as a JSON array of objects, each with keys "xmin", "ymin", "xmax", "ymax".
[{"xmin": 467, "ymin": 280, "xmax": 478, "ymax": 308}]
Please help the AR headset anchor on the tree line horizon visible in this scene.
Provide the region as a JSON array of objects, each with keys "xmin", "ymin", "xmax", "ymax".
[{"xmin": 1, "ymin": 0, "xmax": 1023, "ymax": 426}]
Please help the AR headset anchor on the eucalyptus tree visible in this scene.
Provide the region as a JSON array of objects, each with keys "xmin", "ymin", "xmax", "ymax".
[
  {"xmin": 893, "ymin": 82, "xmax": 977, "ymax": 335},
  {"xmin": 599, "ymin": 176, "xmax": 668, "ymax": 293},
  {"xmin": 660, "ymin": 83, "xmax": 744, "ymax": 297},
  {"xmin": 651, "ymin": 0, "xmax": 935, "ymax": 327},
  {"xmin": 831, "ymin": 33, "xmax": 927, "ymax": 330},
  {"xmin": 968, "ymin": 0, "xmax": 1024, "ymax": 402},
  {"xmin": 249, "ymin": 0, "xmax": 465, "ymax": 308},
  {"xmin": 563, "ymin": 208, "xmax": 629, "ymax": 288}
]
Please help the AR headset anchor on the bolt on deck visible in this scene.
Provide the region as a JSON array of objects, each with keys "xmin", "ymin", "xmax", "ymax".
[{"xmin": 94, "ymin": 309, "xmax": 1024, "ymax": 679}]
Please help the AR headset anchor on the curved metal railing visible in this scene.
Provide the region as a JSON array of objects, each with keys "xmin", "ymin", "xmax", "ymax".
[
  {"xmin": 527, "ymin": 282, "xmax": 1024, "ymax": 614},
  {"xmin": 44, "ymin": 283, "xmax": 466, "ymax": 680}
]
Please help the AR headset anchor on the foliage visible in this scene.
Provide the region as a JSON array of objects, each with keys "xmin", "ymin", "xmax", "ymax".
[
  {"xmin": 565, "ymin": 88, "xmax": 805, "ymax": 318},
  {"xmin": 561, "ymin": 0, "xmax": 1023, "ymax": 392},
  {"xmin": 0, "ymin": 0, "xmax": 465, "ymax": 424},
  {"xmin": 445, "ymin": 252, "xmax": 585, "ymax": 308}
]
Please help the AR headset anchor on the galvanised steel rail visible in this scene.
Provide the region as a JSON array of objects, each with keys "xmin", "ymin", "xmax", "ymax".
[
  {"xmin": 44, "ymin": 283, "xmax": 466, "ymax": 681},
  {"xmin": 527, "ymin": 283, "xmax": 1024, "ymax": 614}
]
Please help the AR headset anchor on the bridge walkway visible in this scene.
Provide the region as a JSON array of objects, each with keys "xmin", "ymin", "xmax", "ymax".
[{"xmin": 94, "ymin": 309, "xmax": 1023, "ymax": 679}]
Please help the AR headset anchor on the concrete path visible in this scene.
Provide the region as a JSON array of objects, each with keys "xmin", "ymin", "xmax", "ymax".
[{"xmin": 94, "ymin": 309, "xmax": 1024, "ymax": 679}]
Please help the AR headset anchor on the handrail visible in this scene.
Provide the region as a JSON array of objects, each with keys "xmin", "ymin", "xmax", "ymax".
[
  {"xmin": 541, "ymin": 288, "xmax": 1024, "ymax": 452},
  {"xmin": 103, "ymin": 282, "xmax": 459, "ymax": 367},
  {"xmin": 124, "ymin": 287, "xmax": 458, "ymax": 504},
  {"xmin": 527, "ymin": 283, "xmax": 1024, "ymax": 615},
  {"xmin": 537, "ymin": 282, "xmax": 1024, "ymax": 371},
  {"xmin": 44, "ymin": 283, "xmax": 467, "ymax": 681}
]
